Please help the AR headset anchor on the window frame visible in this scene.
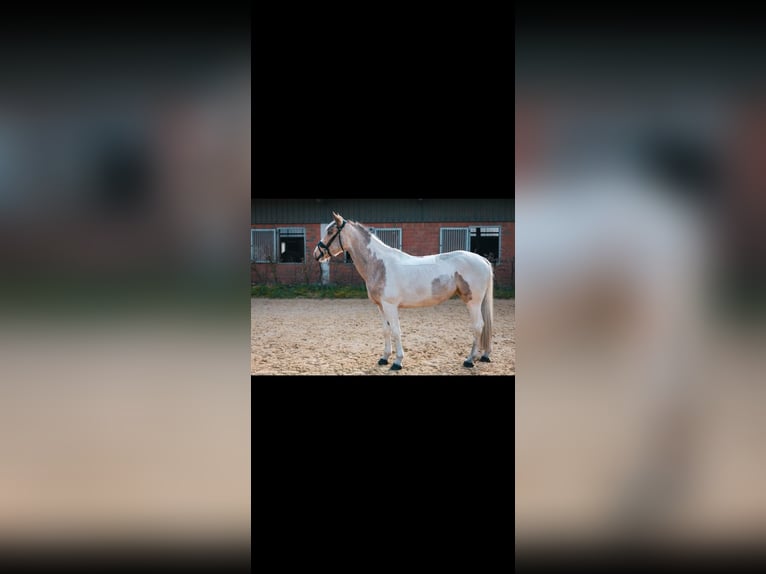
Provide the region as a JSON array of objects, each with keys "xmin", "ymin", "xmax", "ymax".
[
  {"xmin": 372, "ymin": 227, "xmax": 402, "ymax": 250},
  {"xmin": 251, "ymin": 228, "xmax": 277, "ymax": 263},
  {"xmin": 439, "ymin": 227, "xmax": 470, "ymax": 253},
  {"xmin": 439, "ymin": 225, "xmax": 502, "ymax": 264},
  {"xmin": 277, "ymin": 227, "xmax": 307, "ymax": 264},
  {"xmin": 469, "ymin": 225, "xmax": 502, "ymax": 263}
]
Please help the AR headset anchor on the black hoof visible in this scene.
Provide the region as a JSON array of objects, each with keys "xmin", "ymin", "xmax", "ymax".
[
  {"xmin": 378, "ymin": 358, "xmax": 389, "ymax": 365},
  {"xmin": 463, "ymin": 360, "xmax": 474, "ymax": 368},
  {"xmin": 390, "ymin": 363, "xmax": 402, "ymax": 371},
  {"xmin": 479, "ymin": 356, "xmax": 491, "ymax": 363}
]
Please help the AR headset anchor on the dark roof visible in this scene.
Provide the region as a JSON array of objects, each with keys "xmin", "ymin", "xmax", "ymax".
[{"xmin": 252, "ymin": 198, "xmax": 514, "ymax": 224}]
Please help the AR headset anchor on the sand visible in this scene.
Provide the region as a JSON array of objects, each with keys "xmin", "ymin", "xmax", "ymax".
[{"xmin": 251, "ymin": 297, "xmax": 515, "ymax": 375}]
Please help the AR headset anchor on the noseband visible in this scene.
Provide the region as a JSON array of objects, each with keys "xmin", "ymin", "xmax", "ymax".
[{"xmin": 315, "ymin": 219, "xmax": 346, "ymax": 260}]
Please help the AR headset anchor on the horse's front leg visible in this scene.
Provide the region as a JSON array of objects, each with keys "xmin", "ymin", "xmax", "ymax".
[
  {"xmin": 377, "ymin": 306, "xmax": 392, "ymax": 365},
  {"xmin": 381, "ymin": 302, "xmax": 404, "ymax": 370}
]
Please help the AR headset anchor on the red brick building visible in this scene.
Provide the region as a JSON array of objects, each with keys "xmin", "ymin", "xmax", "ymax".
[{"xmin": 251, "ymin": 198, "xmax": 514, "ymax": 287}]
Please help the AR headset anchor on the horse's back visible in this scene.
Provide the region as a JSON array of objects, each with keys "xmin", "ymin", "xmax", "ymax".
[
  {"xmin": 381, "ymin": 250, "xmax": 491, "ymax": 308},
  {"xmin": 399, "ymin": 250, "xmax": 491, "ymax": 282},
  {"xmin": 438, "ymin": 250, "xmax": 493, "ymax": 278}
]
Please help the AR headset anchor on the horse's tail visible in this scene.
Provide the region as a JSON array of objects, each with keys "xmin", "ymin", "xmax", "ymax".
[{"xmin": 480, "ymin": 264, "xmax": 494, "ymax": 352}]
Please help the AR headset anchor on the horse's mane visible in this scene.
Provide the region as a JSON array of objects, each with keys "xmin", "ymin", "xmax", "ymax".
[
  {"xmin": 328, "ymin": 219, "xmax": 371, "ymax": 236},
  {"xmin": 353, "ymin": 221, "xmax": 391, "ymax": 247},
  {"xmin": 352, "ymin": 220, "xmax": 372, "ymax": 236},
  {"xmin": 333, "ymin": 219, "xmax": 387, "ymax": 247}
]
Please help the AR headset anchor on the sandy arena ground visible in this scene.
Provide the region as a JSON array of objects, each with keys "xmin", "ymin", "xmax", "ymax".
[
  {"xmin": 251, "ymin": 298, "xmax": 515, "ymax": 375},
  {"xmin": 515, "ymin": 322, "xmax": 766, "ymax": 546}
]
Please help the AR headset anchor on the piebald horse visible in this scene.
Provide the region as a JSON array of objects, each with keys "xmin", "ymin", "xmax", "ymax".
[{"xmin": 313, "ymin": 212, "xmax": 494, "ymax": 370}]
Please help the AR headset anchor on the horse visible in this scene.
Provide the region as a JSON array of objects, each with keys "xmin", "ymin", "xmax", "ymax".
[
  {"xmin": 516, "ymin": 141, "xmax": 715, "ymax": 540},
  {"xmin": 313, "ymin": 212, "xmax": 494, "ymax": 370}
]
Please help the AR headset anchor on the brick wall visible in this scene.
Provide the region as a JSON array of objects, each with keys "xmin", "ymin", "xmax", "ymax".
[
  {"xmin": 250, "ymin": 223, "xmax": 324, "ymax": 286},
  {"xmin": 251, "ymin": 221, "xmax": 514, "ymax": 287}
]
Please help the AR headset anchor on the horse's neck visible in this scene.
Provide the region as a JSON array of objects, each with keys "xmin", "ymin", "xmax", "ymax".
[{"xmin": 347, "ymin": 228, "xmax": 391, "ymax": 281}]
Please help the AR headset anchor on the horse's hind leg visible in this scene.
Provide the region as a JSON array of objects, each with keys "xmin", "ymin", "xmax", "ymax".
[
  {"xmin": 377, "ymin": 306, "xmax": 392, "ymax": 365},
  {"xmin": 381, "ymin": 302, "xmax": 404, "ymax": 370},
  {"xmin": 464, "ymin": 302, "xmax": 484, "ymax": 368},
  {"xmin": 480, "ymin": 330, "xmax": 492, "ymax": 362}
]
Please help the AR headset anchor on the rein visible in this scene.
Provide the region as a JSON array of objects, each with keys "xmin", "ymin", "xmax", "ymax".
[{"xmin": 315, "ymin": 219, "xmax": 346, "ymax": 260}]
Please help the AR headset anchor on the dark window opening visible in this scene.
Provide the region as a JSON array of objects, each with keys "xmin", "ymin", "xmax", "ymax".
[
  {"xmin": 470, "ymin": 226, "xmax": 500, "ymax": 264},
  {"xmin": 94, "ymin": 135, "xmax": 155, "ymax": 216},
  {"xmin": 278, "ymin": 228, "xmax": 305, "ymax": 263}
]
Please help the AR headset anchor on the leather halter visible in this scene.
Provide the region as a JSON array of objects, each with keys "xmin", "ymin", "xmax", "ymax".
[{"xmin": 315, "ymin": 219, "xmax": 346, "ymax": 260}]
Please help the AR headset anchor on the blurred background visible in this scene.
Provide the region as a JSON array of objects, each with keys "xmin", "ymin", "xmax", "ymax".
[
  {"xmin": 516, "ymin": 8, "xmax": 766, "ymax": 555},
  {"xmin": 0, "ymin": 4, "xmax": 250, "ymax": 552}
]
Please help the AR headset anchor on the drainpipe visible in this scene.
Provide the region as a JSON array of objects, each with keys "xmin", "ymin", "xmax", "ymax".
[{"xmin": 320, "ymin": 222, "xmax": 330, "ymax": 285}]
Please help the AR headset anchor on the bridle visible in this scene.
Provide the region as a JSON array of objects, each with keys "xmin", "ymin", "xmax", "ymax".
[{"xmin": 315, "ymin": 219, "xmax": 347, "ymax": 260}]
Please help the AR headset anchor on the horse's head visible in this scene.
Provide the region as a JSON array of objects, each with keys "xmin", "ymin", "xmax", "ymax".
[{"xmin": 313, "ymin": 212, "xmax": 348, "ymax": 262}]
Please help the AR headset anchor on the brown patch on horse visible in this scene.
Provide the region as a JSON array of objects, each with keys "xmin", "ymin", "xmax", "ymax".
[
  {"xmin": 355, "ymin": 224, "xmax": 386, "ymax": 304},
  {"xmin": 354, "ymin": 221, "xmax": 373, "ymax": 241},
  {"xmin": 431, "ymin": 274, "xmax": 454, "ymax": 299},
  {"xmin": 455, "ymin": 272, "xmax": 472, "ymax": 302},
  {"xmin": 367, "ymin": 258, "xmax": 386, "ymax": 304}
]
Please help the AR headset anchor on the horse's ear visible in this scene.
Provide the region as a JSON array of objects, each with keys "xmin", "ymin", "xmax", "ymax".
[{"xmin": 332, "ymin": 212, "xmax": 343, "ymax": 226}]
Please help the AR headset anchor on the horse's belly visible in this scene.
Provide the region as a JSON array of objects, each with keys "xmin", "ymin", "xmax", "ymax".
[{"xmin": 397, "ymin": 280, "xmax": 456, "ymax": 308}]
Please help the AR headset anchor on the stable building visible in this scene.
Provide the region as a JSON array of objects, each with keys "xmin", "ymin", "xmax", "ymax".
[{"xmin": 251, "ymin": 198, "xmax": 514, "ymax": 287}]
